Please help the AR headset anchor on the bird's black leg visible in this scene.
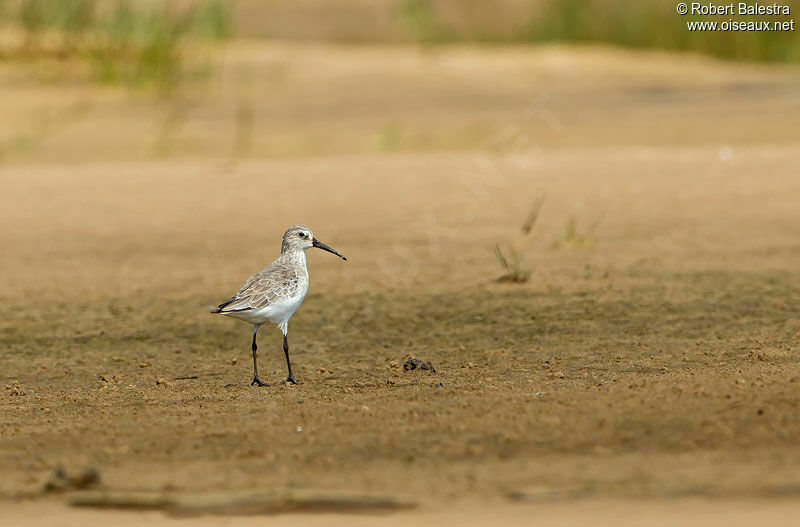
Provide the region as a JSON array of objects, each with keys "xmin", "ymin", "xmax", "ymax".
[
  {"xmin": 283, "ymin": 334, "xmax": 297, "ymax": 385},
  {"xmin": 250, "ymin": 325, "xmax": 268, "ymax": 386}
]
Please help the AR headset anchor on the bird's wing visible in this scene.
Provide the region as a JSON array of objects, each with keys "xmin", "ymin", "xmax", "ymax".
[{"xmin": 216, "ymin": 262, "xmax": 300, "ymax": 313}]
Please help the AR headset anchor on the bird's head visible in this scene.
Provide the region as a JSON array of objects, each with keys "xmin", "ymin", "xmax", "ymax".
[{"xmin": 281, "ymin": 225, "xmax": 347, "ymax": 260}]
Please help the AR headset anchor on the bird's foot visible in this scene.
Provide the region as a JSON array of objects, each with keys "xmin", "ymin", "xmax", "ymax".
[
  {"xmin": 251, "ymin": 376, "xmax": 270, "ymax": 387},
  {"xmin": 284, "ymin": 376, "xmax": 298, "ymax": 385}
]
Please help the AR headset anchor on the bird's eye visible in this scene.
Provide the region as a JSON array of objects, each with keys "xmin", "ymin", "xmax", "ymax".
[{"xmin": 298, "ymin": 232, "xmax": 305, "ymax": 238}]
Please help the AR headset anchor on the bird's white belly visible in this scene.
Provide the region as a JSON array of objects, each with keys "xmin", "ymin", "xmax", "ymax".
[{"xmin": 225, "ymin": 290, "xmax": 307, "ymax": 334}]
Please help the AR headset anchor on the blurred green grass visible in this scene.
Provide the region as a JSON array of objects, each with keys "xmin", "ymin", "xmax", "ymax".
[
  {"xmin": 236, "ymin": 0, "xmax": 800, "ymax": 63},
  {"xmin": 1, "ymin": 0, "xmax": 231, "ymax": 93},
  {"xmin": 1, "ymin": 0, "xmax": 796, "ymax": 100},
  {"xmin": 519, "ymin": 0, "xmax": 799, "ymax": 62},
  {"xmin": 393, "ymin": 0, "xmax": 800, "ymax": 62}
]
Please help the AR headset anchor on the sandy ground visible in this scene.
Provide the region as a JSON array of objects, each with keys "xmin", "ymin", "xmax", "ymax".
[{"xmin": 1, "ymin": 43, "xmax": 800, "ymax": 524}]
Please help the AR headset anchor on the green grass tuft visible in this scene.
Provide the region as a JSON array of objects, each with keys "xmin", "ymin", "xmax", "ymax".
[
  {"xmin": 494, "ymin": 243, "xmax": 532, "ymax": 283},
  {"xmin": 553, "ymin": 216, "xmax": 602, "ymax": 249}
]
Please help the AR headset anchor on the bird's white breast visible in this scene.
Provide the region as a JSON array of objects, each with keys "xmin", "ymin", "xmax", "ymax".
[
  {"xmin": 220, "ymin": 249, "xmax": 310, "ymax": 334},
  {"xmin": 266, "ymin": 282, "xmax": 308, "ymax": 333}
]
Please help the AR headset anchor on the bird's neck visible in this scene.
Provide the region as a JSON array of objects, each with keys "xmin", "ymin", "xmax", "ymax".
[{"xmin": 279, "ymin": 248, "xmax": 307, "ymax": 269}]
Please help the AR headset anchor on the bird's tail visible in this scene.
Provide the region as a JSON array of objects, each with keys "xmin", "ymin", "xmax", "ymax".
[{"xmin": 209, "ymin": 295, "xmax": 237, "ymax": 314}]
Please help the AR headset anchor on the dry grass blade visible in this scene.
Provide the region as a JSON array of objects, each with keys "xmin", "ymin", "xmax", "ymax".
[
  {"xmin": 521, "ymin": 193, "xmax": 545, "ymax": 234},
  {"xmin": 562, "ymin": 216, "xmax": 577, "ymax": 243},
  {"xmin": 585, "ymin": 215, "xmax": 604, "ymax": 239},
  {"xmin": 494, "ymin": 242, "xmax": 509, "ymax": 270}
]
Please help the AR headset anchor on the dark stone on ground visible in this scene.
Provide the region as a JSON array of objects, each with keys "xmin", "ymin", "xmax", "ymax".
[{"xmin": 403, "ymin": 359, "xmax": 436, "ymax": 373}]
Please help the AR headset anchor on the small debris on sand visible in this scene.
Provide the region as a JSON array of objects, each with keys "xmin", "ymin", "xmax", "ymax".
[{"xmin": 403, "ymin": 359, "xmax": 436, "ymax": 373}]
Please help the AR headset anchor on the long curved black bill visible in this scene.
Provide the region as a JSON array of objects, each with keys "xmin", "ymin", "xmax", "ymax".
[{"xmin": 312, "ymin": 238, "xmax": 347, "ymax": 260}]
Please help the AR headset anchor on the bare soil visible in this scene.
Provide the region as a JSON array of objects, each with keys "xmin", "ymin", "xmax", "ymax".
[{"xmin": 1, "ymin": 43, "xmax": 800, "ymax": 524}]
